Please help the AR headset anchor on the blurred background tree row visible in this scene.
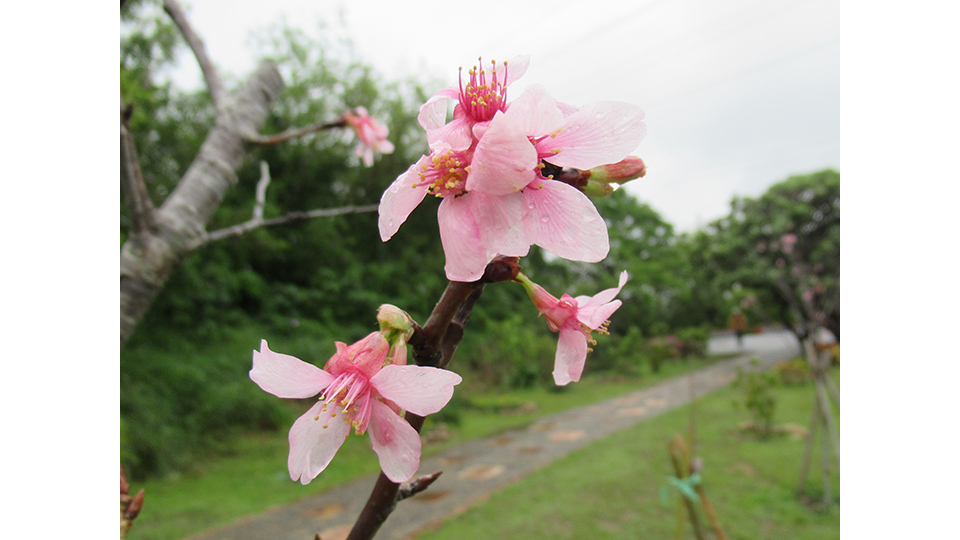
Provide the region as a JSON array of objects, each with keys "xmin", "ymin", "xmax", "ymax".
[{"xmin": 120, "ymin": 0, "xmax": 839, "ymax": 479}]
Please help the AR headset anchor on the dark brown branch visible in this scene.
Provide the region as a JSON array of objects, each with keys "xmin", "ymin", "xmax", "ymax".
[
  {"xmin": 163, "ymin": 0, "xmax": 226, "ymax": 109},
  {"xmin": 120, "ymin": 106, "xmax": 156, "ymax": 235},
  {"xmin": 409, "ymin": 256, "xmax": 520, "ymax": 366},
  {"xmin": 246, "ymin": 119, "xmax": 348, "ymax": 145},
  {"xmin": 439, "ymin": 284, "xmax": 485, "ymax": 370}
]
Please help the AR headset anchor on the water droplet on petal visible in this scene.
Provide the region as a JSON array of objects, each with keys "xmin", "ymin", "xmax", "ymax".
[{"xmin": 541, "ymin": 216, "xmax": 550, "ymax": 223}]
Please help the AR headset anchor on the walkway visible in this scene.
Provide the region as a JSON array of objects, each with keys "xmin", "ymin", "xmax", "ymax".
[{"xmin": 184, "ymin": 330, "xmax": 801, "ymax": 540}]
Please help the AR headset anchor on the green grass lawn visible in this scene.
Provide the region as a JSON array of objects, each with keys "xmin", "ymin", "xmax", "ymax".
[
  {"xmin": 130, "ymin": 355, "xmax": 732, "ymax": 540},
  {"xmin": 415, "ymin": 367, "xmax": 840, "ymax": 540}
]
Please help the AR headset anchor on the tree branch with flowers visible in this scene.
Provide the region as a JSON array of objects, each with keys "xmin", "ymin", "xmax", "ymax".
[{"xmin": 246, "ymin": 55, "xmax": 647, "ymax": 540}]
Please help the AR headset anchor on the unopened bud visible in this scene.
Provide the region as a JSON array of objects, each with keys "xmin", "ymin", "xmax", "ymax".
[
  {"xmin": 120, "ymin": 466, "xmax": 130, "ymax": 496},
  {"xmin": 124, "ymin": 489, "xmax": 145, "ymax": 520},
  {"xmin": 377, "ymin": 304, "xmax": 414, "ymax": 338},
  {"xmin": 588, "ymin": 156, "xmax": 647, "ymax": 184},
  {"xmin": 582, "ymin": 181, "xmax": 616, "ymax": 198}
]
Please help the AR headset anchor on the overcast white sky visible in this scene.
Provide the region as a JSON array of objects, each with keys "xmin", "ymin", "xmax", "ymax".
[{"xmin": 159, "ymin": 0, "xmax": 840, "ymax": 233}]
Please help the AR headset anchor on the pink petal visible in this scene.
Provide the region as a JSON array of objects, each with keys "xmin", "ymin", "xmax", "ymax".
[
  {"xmin": 417, "ymin": 91, "xmax": 453, "ymax": 131},
  {"xmin": 428, "ymin": 116, "xmax": 474, "ymax": 151},
  {"xmin": 343, "ymin": 332, "xmax": 392, "ymax": 379},
  {"xmin": 379, "ymin": 160, "xmax": 428, "ymax": 241},
  {"xmin": 554, "ymin": 326, "xmax": 589, "ymax": 386},
  {"xmin": 575, "ymin": 271, "xmax": 629, "ymax": 309},
  {"xmin": 466, "ymin": 111, "xmax": 538, "ymax": 196},
  {"xmin": 250, "ymin": 340, "xmax": 334, "ymax": 399},
  {"xmin": 465, "ymin": 191, "xmax": 532, "ymax": 257},
  {"xmin": 576, "ymin": 299, "xmax": 622, "ymax": 330},
  {"xmin": 287, "ymin": 402, "xmax": 350, "ymax": 485},
  {"xmin": 556, "ymin": 100, "xmax": 579, "ymax": 118},
  {"xmin": 537, "ymin": 101, "xmax": 646, "ymax": 169},
  {"xmin": 502, "ymin": 55, "xmax": 530, "ymax": 86},
  {"xmin": 367, "ymin": 399, "xmax": 422, "ymax": 483},
  {"xmin": 504, "ymin": 84, "xmax": 564, "ymax": 137},
  {"xmin": 523, "ymin": 181, "xmax": 609, "ymax": 262},
  {"xmin": 370, "ymin": 365, "xmax": 463, "ymax": 416},
  {"xmin": 438, "ymin": 196, "xmax": 492, "ymax": 282}
]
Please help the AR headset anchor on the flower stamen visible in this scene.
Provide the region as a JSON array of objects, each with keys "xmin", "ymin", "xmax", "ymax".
[{"xmin": 458, "ymin": 57, "xmax": 509, "ymax": 122}]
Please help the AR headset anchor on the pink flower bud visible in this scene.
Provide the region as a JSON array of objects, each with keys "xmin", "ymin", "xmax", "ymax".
[{"xmin": 588, "ymin": 156, "xmax": 647, "ymax": 184}]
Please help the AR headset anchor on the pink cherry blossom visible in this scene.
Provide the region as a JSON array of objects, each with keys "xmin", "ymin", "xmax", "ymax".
[
  {"xmin": 780, "ymin": 233, "xmax": 798, "ymax": 254},
  {"xmin": 343, "ymin": 107, "xmax": 395, "ymax": 166},
  {"xmin": 250, "ymin": 333, "xmax": 462, "ymax": 484},
  {"xmin": 417, "ymin": 56, "xmax": 530, "ymax": 151},
  {"xmin": 517, "ymin": 271, "xmax": 629, "ymax": 385}
]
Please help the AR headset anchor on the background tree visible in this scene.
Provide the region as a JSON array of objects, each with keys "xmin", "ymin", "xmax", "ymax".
[
  {"xmin": 687, "ymin": 169, "xmax": 840, "ymax": 342},
  {"xmin": 688, "ymin": 169, "xmax": 840, "ymax": 505}
]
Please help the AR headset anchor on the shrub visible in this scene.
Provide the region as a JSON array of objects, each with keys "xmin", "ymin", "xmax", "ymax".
[
  {"xmin": 589, "ymin": 326, "xmax": 647, "ymax": 377},
  {"xmin": 456, "ymin": 314, "xmax": 557, "ymax": 389},
  {"xmin": 645, "ymin": 336, "xmax": 681, "ymax": 373},
  {"xmin": 733, "ymin": 360, "xmax": 779, "ymax": 438},
  {"xmin": 674, "ymin": 326, "xmax": 710, "ymax": 358}
]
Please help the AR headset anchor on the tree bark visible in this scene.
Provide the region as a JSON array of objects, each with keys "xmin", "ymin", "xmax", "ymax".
[{"xmin": 120, "ymin": 60, "xmax": 284, "ymax": 348}]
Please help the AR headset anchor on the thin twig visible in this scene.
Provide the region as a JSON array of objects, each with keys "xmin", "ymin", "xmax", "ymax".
[
  {"xmin": 396, "ymin": 472, "xmax": 443, "ymax": 502},
  {"xmin": 253, "ymin": 161, "xmax": 270, "ymax": 221},
  {"xmin": 120, "ymin": 105, "xmax": 155, "ymax": 234},
  {"xmin": 246, "ymin": 119, "xmax": 348, "ymax": 145},
  {"xmin": 163, "ymin": 0, "xmax": 226, "ymax": 109},
  {"xmin": 201, "ymin": 204, "xmax": 379, "ymax": 245}
]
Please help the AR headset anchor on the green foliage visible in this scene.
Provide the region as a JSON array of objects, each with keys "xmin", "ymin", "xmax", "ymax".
[
  {"xmin": 120, "ymin": 323, "xmax": 296, "ymax": 479},
  {"xmin": 456, "ymin": 313, "xmax": 558, "ymax": 389},
  {"xmin": 733, "ymin": 362, "xmax": 779, "ymax": 438},
  {"xmin": 120, "ymin": 17, "xmax": 439, "ymax": 477},
  {"xmin": 644, "ymin": 336, "xmax": 681, "ymax": 373},
  {"xmin": 588, "ymin": 326, "xmax": 647, "ymax": 376},
  {"xmin": 674, "ymin": 326, "xmax": 710, "ymax": 358}
]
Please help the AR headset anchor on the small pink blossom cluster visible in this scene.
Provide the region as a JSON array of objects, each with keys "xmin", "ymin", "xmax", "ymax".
[
  {"xmin": 379, "ymin": 56, "xmax": 647, "ymax": 282},
  {"xmin": 343, "ymin": 106, "xmax": 395, "ymax": 166},
  {"xmin": 251, "ymin": 305, "xmax": 461, "ymax": 484},
  {"xmin": 517, "ymin": 271, "xmax": 628, "ymax": 385}
]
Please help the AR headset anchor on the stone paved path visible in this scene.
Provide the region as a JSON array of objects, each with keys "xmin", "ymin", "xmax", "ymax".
[{"xmin": 184, "ymin": 330, "xmax": 801, "ymax": 540}]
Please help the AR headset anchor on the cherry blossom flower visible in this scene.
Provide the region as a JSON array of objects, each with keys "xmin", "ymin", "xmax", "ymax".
[
  {"xmin": 250, "ymin": 333, "xmax": 462, "ymax": 484},
  {"xmin": 517, "ymin": 271, "xmax": 629, "ymax": 385},
  {"xmin": 380, "ymin": 59, "xmax": 646, "ymax": 282},
  {"xmin": 343, "ymin": 107, "xmax": 395, "ymax": 166}
]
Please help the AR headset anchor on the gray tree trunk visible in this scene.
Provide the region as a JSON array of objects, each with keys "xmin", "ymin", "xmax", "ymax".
[{"xmin": 120, "ymin": 61, "xmax": 284, "ymax": 348}]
